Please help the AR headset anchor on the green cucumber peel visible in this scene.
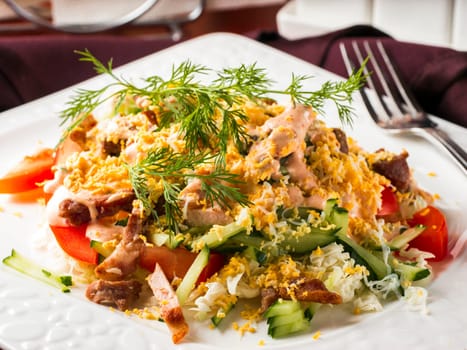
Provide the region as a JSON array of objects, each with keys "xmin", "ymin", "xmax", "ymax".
[{"xmin": 3, "ymin": 249, "xmax": 73, "ymax": 292}]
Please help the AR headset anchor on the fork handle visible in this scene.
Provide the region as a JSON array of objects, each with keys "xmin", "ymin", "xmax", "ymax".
[{"xmin": 425, "ymin": 127, "xmax": 467, "ymax": 175}]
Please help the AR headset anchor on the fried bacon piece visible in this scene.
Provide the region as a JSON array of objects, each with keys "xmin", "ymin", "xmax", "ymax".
[
  {"xmin": 85, "ymin": 279, "xmax": 142, "ymax": 311},
  {"xmin": 94, "ymin": 205, "xmax": 144, "ymax": 281},
  {"xmin": 102, "ymin": 139, "xmax": 123, "ymax": 157},
  {"xmin": 148, "ymin": 264, "xmax": 189, "ymax": 344},
  {"xmin": 94, "ymin": 191, "xmax": 136, "ymax": 218},
  {"xmin": 372, "ymin": 151, "xmax": 411, "ymax": 192},
  {"xmin": 260, "ymin": 277, "xmax": 342, "ymax": 312},
  {"xmin": 332, "ymin": 128, "xmax": 349, "ymax": 154},
  {"xmin": 58, "ymin": 191, "xmax": 136, "ymax": 226},
  {"xmin": 58, "ymin": 199, "xmax": 91, "ymax": 226}
]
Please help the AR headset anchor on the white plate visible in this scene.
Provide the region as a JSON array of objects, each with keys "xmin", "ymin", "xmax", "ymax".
[{"xmin": 0, "ymin": 33, "xmax": 466, "ymax": 350}]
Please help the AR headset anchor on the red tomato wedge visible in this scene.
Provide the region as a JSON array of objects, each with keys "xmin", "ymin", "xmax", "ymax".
[
  {"xmin": 407, "ymin": 206, "xmax": 449, "ymax": 261},
  {"xmin": 377, "ymin": 186, "xmax": 399, "ymax": 216},
  {"xmin": 0, "ymin": 148, "xmax": 55, "ymax": 193},
  {"xmin": 49, "ymin": 224, "xmax": 99, "ymax": 264},
  {"xmin": 140, "ymin": 246, "xmax": 224, "ymax": 283}
]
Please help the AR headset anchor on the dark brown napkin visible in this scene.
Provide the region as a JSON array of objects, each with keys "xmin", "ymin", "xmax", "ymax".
[
  {"xmin": 0, "ymin": 35, "xmax": 174, "ymax": 111},
  {"xmin": 1, "ymin": 26, "xmax": 466, "ymax": 127}
]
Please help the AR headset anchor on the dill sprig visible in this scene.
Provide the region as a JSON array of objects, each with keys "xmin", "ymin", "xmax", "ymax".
[
  {"xmin": 61, "ymin": 50, "xmax": 366, "ymax": 232},
  {"xmin": 60, "ymin": 50, "xmax": 366, "ymax": 151},
  {"xmin": 127, "ymin": 147, "xmax": 250, "ymax": 233},
  {"xmin": 282, "ymin": 65, "xmax": 367, "ymax": 125}
]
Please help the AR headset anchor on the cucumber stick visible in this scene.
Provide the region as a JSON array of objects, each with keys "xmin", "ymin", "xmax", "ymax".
[
  {"xmin": 280, "ymin": 228, "xmax": 338, "ymax": 254},
  {"xmin": 324, "ymin": 200, "xmax": 390, "ymax": 281},
  {"xmin": 90, "ymin": 240, "xmax": 114, "ymax": 259},
  {"xmin": 176, "ymin": 246, "xmax": 209, "ymax": 304},
  {"xmin": 336, "ymin": 230, "xmax": 389, "ymax": 281},
  {"xmin": 192, "ymin": 222, "xmax": 246, "ymax": 249},
  {"xmin": 211, "ymin": 303, "xmax": 234, "ymax": 327},
  {"xmin": 389, "ymin": 256, "xmax": 430, "ymax": 283},
  {"xmin": 387, "ymin": 225, "xmax": 426, "ymax": 250},
  {"xmin": 3, "ymin": 249, "xmax": 72, "ymax": 292}
]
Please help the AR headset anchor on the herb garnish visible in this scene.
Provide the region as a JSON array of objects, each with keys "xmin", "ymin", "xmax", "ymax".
[
  {"xmin": 60, "ymin": 50, "xmax": 366, "ymax": 234},
  {"xmin": 61, "ymin": 50, "xmax": 365, "ymax": 152},
  {"xmin": 127, "ymin": 148, "xmax": 249, "ymax": 233}
]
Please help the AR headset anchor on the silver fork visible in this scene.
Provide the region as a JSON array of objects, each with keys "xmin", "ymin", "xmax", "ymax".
[{"xmin": 340, "ymin": 40, "xmax": 467, "ymax": 175}]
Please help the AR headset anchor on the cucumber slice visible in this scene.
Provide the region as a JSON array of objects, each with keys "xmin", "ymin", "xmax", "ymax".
[
  {"xmin": 267, "ymin": 309, "xmax": 305, "ymax": 328},
  {"xmin": 336, "ymin": 231, "xmax": 389, "ymax": 281},
  {"xmin": 192, "ymin": 222, "xmax": 246, "ymax": 249},
  {"xmin": 388, "ymin": 225, "xmax": 426, "ymax": 250},
  {"xmin": 176, "ymin": 246, "xmax": 209, "ymax": 304},
  {"xmin": 226, "ymin": 232, "xmax": 265, "ymax": 249},
  {"xmin": 263, "ymin": 299, "xmax": 301, "ymax": 318},
  {"xmin": 268, "ymin": 319, "xmax": 310, "ymax": 338},
  {"xmin": 3, "ymin": 249, "xmax": 72, "ymax": 292},
  {"xmin": 242, "ymin": 246, "xmax": 267, "ymax": 265},
  {"xmin": 264, "ymin": 300, "xmax": 311, "ymax": 338},
  {"xmin": 389, "ymin": 256, "xmax": 430, "ymax": 283},
  {"xmin": 90, "ymin": 240, "xmax": 114, "ymax": 258},
  {"xmin": 211, "ymin": 303, "xmax": 234, "ymax": 327},
  {"xmin": 280, "ymin": 229, "xmax": 338, "ymax": 254},
  {"xmin": 304, "ymin": 302, "xmax": 321, "ymax": 321},
  {"xmin": 323, "ymin": 198, "xmax": 338, "ymax": 219},
  {"xmin": 329, "ymin": 206, "xmax": 349, "ymax": 235}
]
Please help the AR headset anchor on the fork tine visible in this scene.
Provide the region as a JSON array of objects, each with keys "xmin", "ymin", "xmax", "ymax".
[
  {"xmin": 339, "ymin": 42, "xmax": 380, "ymax": 124},
  {"xmin": 361, "ymin": 41, "xmax": 405, "ymax": 118},
  {"xmin": 341, "ymin": 40, "xmax": 467, "ymax": 173},
  {"xmin": 351, "ymin": 41, "xmax": 396, "ymax": 120},
  {"xmin": 375, "ymin": 41, "xmax": 423, "ymax": 119}
]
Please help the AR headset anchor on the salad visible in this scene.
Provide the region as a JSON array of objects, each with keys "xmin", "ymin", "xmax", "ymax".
[{"xmin": 1, "ymin": 51, "xmax": 448, "ymax": 344}]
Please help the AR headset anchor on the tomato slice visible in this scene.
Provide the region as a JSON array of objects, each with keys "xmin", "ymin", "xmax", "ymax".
[
  {"xmin": 407, "ymin": 206, "xmax": 449, "ymax": 261},
  {"xmin": 377, "ymin": 186, "xmax": 399, "ymax": 216},
  {"xmin": 49, "ymin": 224, "xmax": 99, "ymax": 264},
  {"xmin": 140, "ymin": 246, "xmax": 224, "ymax": 282},
  {"xmin": 0, "ymin": 148, "xmax": 55, "ymax": 193}
]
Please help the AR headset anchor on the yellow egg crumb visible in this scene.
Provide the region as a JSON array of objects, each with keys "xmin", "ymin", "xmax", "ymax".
[
  {"xmin": 232, "ymin": 321, "xmax": 256, "ymax": 336},
  {"xmin": 312, "ymin": 330, "xmax": 321, "ymax": 340}
]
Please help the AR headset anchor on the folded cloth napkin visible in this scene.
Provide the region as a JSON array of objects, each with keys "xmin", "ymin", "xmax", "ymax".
[
  {"xmin": 1, "ymin": 25, "xmax": 466, "ymax": 127},
  {"xmin": 0, "ymin": 35, "xmax": 174, "ymax": 111}
]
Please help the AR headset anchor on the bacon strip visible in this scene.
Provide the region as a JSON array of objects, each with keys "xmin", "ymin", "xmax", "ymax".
[
  {"xmin": 85, "ymin": 279, "xmax": 142, "ymax": 311},
  {"xmin": 94, "ymin": 205, "xmax": 144, "ymax": 281},
  {"xmin": 58, "ymin": 191, "xmax": 136, "ymax": 226},
  {"xmin": 372, "ymin": 151, "xmax": 411, "ymax": 192},
  {"xmin": 260, "ymin": 277, "xmax": 342, "ymax": 312},
  {"xmin": 148, "ymin": 264, "xmax": 189, "ymax": 344}
]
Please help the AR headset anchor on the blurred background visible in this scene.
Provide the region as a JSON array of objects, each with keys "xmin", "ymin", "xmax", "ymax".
[{"xmin": 0, "ymin": 0, "xmax": 466, "ymax": 50}]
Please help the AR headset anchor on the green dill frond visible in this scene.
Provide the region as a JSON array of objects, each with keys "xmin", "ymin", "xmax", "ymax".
[
  {"xmin": 76, "ymin": 49, "xmax": 115, "ymax": 77},
  {"xmin": 127, "ymin": 147, "xmax": 249, "ymax": 233},
  {"xmin": 214, "ymin": 63, "xmax": 272, "ymax": 99},
  {"xmin": 62, "ymin": 50, "xmax": 367, "ymax": 232}
]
